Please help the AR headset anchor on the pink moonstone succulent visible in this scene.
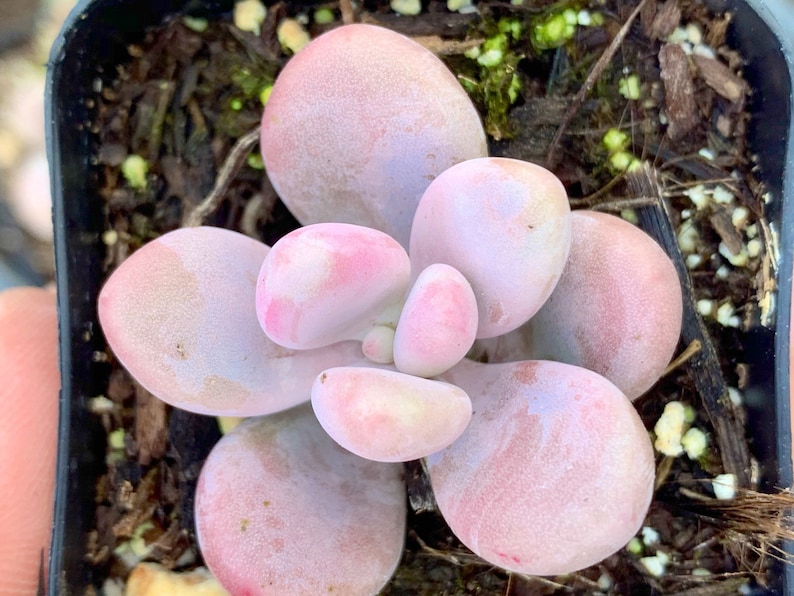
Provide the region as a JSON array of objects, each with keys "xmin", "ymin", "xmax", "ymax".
[
  {"xmin": 97, "ymin": 227, "xmax": 364, "ymax": 416},
  {"xmin": 256, "ymin": 223, "xmax": 410, "ymax": 350},
  {"xmin": 195, "ymin": 404, "xmax": 406, "ymax": 595},
  {"xmin": 93, "ymin": 20, "xmax": 683, "ymax": 590},
  {"xmin": 429, "ymin": 359, "xmax": 655, "ymax": 576},
  {"xmin": 260, "ymin": 23, "xmax": 488, "ymax": 247},
  {"xmin": 483, "ymin": 210, "xmax": 683, "ymax": 400},
  {"xmin": 311, "ymin": 366, "xmax": 472, "ymax": 462},
  {"xmin": 410, "ymin": 157, "xmax": 572, "ymax": 339}
]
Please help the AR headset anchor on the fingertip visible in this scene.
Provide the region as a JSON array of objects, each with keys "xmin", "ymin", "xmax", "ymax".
[{"xmin": 0, "ymin": 286, "xmax": 60, "ymax": 593}]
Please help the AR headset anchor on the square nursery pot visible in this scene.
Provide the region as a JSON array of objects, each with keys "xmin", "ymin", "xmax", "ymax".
[{"xmin": 46, "ymin": 0, "xmax": 794, "ymax": 593}]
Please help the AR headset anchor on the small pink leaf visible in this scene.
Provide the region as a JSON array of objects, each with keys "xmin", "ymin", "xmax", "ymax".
[
  {"xmin": 311, "ymin": 367, "xmax": 472, "ymax": 462},
  {"xmin": 361, "ymin": 325, "xmax": 396, "ymax": 364},
  {"xmin": 393, "ymin": 263, "xmax": 477, "ymax": 377},
  {"xmin": 256, "ymin": 223, "xmax": 410, "ymax": 349}
]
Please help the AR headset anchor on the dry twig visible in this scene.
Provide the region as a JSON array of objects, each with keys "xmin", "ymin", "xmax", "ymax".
[
  {"xmin": 628, "ymin": 164, "xmax": 752, "ymax": 487},
  {"xmin": 182, "ymin": 126, "xmax": 261, "ymax": 227}
]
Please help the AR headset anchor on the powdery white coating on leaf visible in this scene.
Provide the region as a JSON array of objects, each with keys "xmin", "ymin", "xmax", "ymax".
[
  {"xmin": 409, "ymin": 158, "xmax": 571, "ymax": 339},
  {"xmin": 429, "ymin": 359, "xmax": 655, "ymax": 576},
  {"xmin": 195, "ymin": 405, "xmax": 406, "ymax": 595},
  {"xmin": 484, "ymin": 211, "xmax": 683, "ymax": 400},
  {"xmin": 98, "ymin": 227, "xmax": 364, "ymax": 416},
  {"xmin": 311, "ymin": 367, "xmax": 472, "ymax": 462},
  {"xmin": 260, "ymin": 23, "xmax": 487, "ymax": 248},
  {"xmin": 393, "ymin": 263, "xmax": 478, "ymax": 377},
  {"xmin": 256, "ymin": 223, "xmax": 410, "ymax": 349}
]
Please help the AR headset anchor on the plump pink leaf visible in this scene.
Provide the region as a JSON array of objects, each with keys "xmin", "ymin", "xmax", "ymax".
[
  {"xmin": 260, "ymin": 23, "xmax": 487, "ymax": 247},
  {"xmin": 311, "ymin": 367, "xmax": 472, "ymax": 462},
  {"xmin": 361, "ymin": 325, "xmax": 396, "ymax": 364},
  {"xmin": 483, "ymin": 211, "xmax": 683, "ymax": 400},
  {"xmin": 98, "ymin": 227, "xmax": 364, "ymax": 416},
  {"xmin": 410, "ymin": 157, "xmax": 571, "ymax": 339},
  {"xmin": 429, "ymin": 359, "xmax": 655, "ymax": 576},
  {"xmin": 256, "ymin": 223, "xmax": 410, "ymax": 349},
  {"xmin": 393, "ymin": 263, "xmax": 478, "ymax": 377},
  {"xmin": 196, "ymin": 404, "xmax": 406, "ymax": 595}
]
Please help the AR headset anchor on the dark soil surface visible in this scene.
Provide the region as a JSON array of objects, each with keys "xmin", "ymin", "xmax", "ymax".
[{"xmin": 83, "ymin": 0, "xmax": 792, "ymax": 593}]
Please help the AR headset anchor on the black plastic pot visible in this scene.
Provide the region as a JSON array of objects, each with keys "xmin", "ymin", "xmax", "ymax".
[{"xmin": 46, "ymin": 0, "xmax": 794, "ymax": 593}]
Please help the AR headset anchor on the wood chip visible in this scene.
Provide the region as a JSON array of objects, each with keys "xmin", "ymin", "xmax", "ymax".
[
  {"xmin": 411, "ymin": 35, "xmax": 483, "ymax": 56},
  {"xmin": 692, "ymin": 54, "xmax": 748, "ymax": 104},
  {"xmin": 649, "ymin": 0, "xmax": 681, "ymax": 40},
  {"xmin": 640, "ymin": 0, "xmax": 657, "ymax": 38},
  {"xmin": 498, "ymin": 97, "xmax": 569, "ymax": 163},
  {"xmin": 135, "ymin": 383, "xmax": 168, "ymax": 466},
  {"xmin": 359, "ymin": 11, "xmax": 477, "ymax": 37},
  {"xmin": 705, "ymin": 12, "xmax": 732, "ymax": 48},
  {"xmin": 709, "ymin": 205, "xmax": 744, "ymax": 255},
  {"xmin": 659, "ymin": 43, "xmax": 699, "ymax": 142},
  {"xmin": 107, "ymin": 368, "xmax": 135, "ymax": 403},
  {"xmin": 113, "ymin": 470, "xmax": 159, "ymax": 538}
]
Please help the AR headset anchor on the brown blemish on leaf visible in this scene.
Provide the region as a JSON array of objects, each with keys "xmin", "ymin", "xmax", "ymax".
[
  {"xmin": 488, "ymin": 302, "xmax": 505, "ymax": 326},
  {"xmin": 194, "ymin": 375, "xmax": 251, "ymax": 410},
  {"xmin": 512, "ymin": 361, "xmax": 539, "ymax": 386}
]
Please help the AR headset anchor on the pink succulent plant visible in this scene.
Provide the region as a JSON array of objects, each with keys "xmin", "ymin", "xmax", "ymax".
[{"xmin": 96, "ymin": 22, "xmax": 684, "ymax": 596}]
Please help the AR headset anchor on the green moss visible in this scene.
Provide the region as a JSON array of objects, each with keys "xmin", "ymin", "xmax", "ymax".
[
  {"xmin": 530, "ymin": 4, "xmax": 604, "ymax": 51},
  {"xmin": 455, "ymin": 17, "xmax": 525, "ymax": 140},
  {"xmin": 182, "ymin": 16, "xmax": 209, "ymax": 32},
  {"xmin": 210, "ymin": 53, "xmax": 277, "ymax": 137},
  {"xmin": 260, "ymin": 84, "xmax": 274, "ymax": 106},
  {"xmin": 601, "ymin": 128, "xmax": 642, "ymax": 173},
  {"xmin": 602, "ymin": 128, "xmax": 630, "ymax": 153},
  {"xmin": 626, "ymin": 537, "xmax": 644, "ymax": 556},
  {"xmin": 314, "ymin": 7, "xmax": 335, "ymax": 24},
  {"xmin": 247, "ymin": 152, "xmax": 265, "ymax": 170},
  {"xmin": 121, "ymin": 154, "xmax": 149, "ymax": 190},
  {"xmin": 532, "ymin": 12, "xmax": 574, "ymax": 50},
  {"xmin": 619, "ymin": 74, "xmax": 641, "ymax": 99},
  {"xmin": 231, "ymin": 65, "xmax": 274, "ymax": 101}
]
